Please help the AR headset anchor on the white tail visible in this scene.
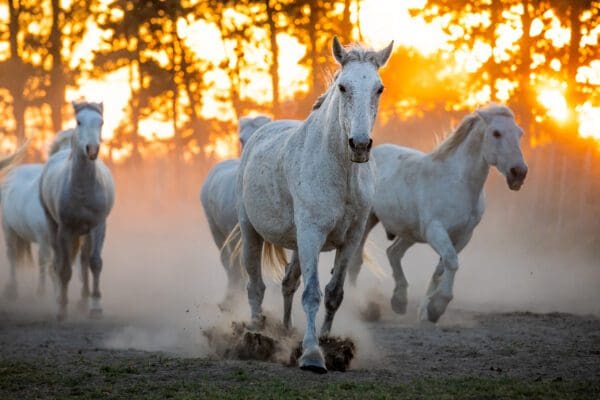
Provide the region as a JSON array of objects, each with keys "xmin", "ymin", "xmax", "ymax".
[
  {"xmin": 362, "ymin": 238, "xmax": 389, "ymax": 281},
  {"xmin": 221, "ymin": 223, "xmax": 287, "ymax": 283},
  {"xmin": 0, "ymin": 140, "xmax": 29, "ymax": 173}
]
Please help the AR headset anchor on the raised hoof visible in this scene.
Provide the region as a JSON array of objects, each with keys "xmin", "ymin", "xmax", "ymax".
[
  {"xmin": 419, "ymin": 294, "xmax": 451, "ymax": 323},
  {"xmin": 299, "ymin": 346, "xmax": 327, "ymax": 374},
  {"xmin": 89, "ymin": 308, "xmax": 103, "ymax": 319},
  {"xmin": 4, "ymin": 285, "xmax": 18, "ymax": 301},
  {"xmin": 390, "ymin": 296, "xmax": 407, "ymax": 315}
]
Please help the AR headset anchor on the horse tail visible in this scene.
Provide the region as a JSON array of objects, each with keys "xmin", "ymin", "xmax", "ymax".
[
  {"xmin": 221, "ymin": 223, "xmax": 286, "ymax": 282},
  {"xmin": 362, "ymin": 238, "xmax": 389, "ymax": 281},
  {"xmin": 262, "ymin": 241, "xmax": 286, "ymax": 282},
  {"xmin": 222, "ymin": 223, "xmax": 242, "ymax": 269},
  {"xmin": 0, "ymin": 140, "xmax": 29, "ymax": 173}
]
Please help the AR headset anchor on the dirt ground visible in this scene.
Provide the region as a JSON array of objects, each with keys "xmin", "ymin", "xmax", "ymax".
[{"xmin": 1, "ymin": 301, "xmax": 599, "ymax": 398}]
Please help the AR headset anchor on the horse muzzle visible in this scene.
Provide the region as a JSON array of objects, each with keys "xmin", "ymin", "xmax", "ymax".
[
  {"xmin": 348, "ymin": 137, "xmax": 373, "ymax": 163},
  {"xmin": 86, "ymin": 144, "xmax": 100, "ymax": 161},
  {"xmin": 507, "ymin": 165, "xmax": 527, "ymax": 191}
]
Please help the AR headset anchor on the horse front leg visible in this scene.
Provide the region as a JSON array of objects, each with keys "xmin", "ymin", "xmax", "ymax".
[
  {"xmin": 239, "ymin": 217, "xmax": 266, "ymax": 329},
  {"xmin": 37, "ymin": 241, "xmax": 53, "ymax": 297},
  {"xmin": 89, "ymin": 222, "xmax": 106, "ymax": 318},
  {"xmin": 78, "ymin": 234, "xmax": 92, "ymax": 313},
  {"xmin": 296, "ymin": 224, "xmax": 327, "ymax": 373},
  {"xmin": 55, "ymin": 227, "xmax": 78, "ymax": 321},
  {"xmin": 321, "ymin": 223, "xmax": 365, "ymax": 337},
  {"xmin": 419, "ymin": 221, "xmax": 459, "ymax": 323},
  {"xmin": 282, "ymin": 251, "xmax": 300, "ymax": 330},
  {"xmin": 3, "ymin": 228, "xmax": 19, "ymax": 300},
  {"xmin": 386, "ymin": 236, "xmax": 413, "ymax": 314}
]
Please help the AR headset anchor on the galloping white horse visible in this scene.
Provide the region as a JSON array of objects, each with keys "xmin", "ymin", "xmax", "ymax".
[
  {"xmin": 236, "ymin": 37, "xmax": 393, "ymax": 373},
  {"xmin": 1, "ymin": 132, "xmax": 72, "ymax": 299},
  {"xmin": 347, "ymin": 105, "xmax": 528, "ymax": 322},
  {"xmin": 201, "ymin": 115, "xmax": 271, "ymax": 308},
  {"xmin": 40, "ymin": 101, "xmax": 115, "ymax": 320}
]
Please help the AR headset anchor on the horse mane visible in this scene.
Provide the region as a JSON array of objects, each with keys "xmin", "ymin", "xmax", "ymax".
[
  {"xmin": 431, "ymin": 104, "xmax": 515, "ymax": 160},
  {"xmin": 312, "ymin": 43, "xmax": 381, "ymax": 111},
  {"xmin": 49, "ymin": 129, "xmax": 74, "ymax": 156}
]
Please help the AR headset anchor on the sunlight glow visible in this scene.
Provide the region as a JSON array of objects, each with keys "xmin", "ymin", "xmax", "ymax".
[
  {"xmin": 538, "ymin": 88, "xmax": 568, "ymax": 122},
  {"xmin": 578, "ymin": 102, "xmax": 600, "ymax": 140}
]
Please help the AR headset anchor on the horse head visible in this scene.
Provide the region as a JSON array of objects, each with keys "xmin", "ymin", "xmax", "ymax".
[
  {"xmin": 72, "ymin": 101, "xmax": 104, "ymax": 161},
  {"xmin": 477, "ymin": 105, "xmax": 528, "ymax": 191},
  {"xmin": 331, "ymin": 36, "xmax": 393, "ymax": 163}
]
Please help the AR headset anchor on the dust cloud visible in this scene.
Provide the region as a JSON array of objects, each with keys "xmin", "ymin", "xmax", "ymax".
[{"xmin": 0, "ymin": 155, "xmax": 598, "ymax": 367}]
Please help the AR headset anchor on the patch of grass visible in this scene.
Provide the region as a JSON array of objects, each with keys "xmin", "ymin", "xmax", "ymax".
[{"xmin": 1, "ymin": 359, "xmax": 599, "ymax": 400}]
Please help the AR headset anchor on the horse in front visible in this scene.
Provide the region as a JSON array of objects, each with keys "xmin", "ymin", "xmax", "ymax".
[{"xmin": 236, "ymin": 37, "xmax": 393, "ymax": 373}]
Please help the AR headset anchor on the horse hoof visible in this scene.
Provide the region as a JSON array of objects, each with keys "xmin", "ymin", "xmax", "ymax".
[
  {"xmin": 89, "ymin": 308, "xmax": 103, "ymax": 319},
  {"xmin": 299, "ymin": 346, "xmax": 327, "ymax": 374},
  {"xmin": 4, "ymin": 285, "xmax": 18, "ymax": 301},
  {"xmin": 248, "ymin": 315, "xmax": 266, "ymax": 331},
  {"xmin": 390, "ymin": 296, "xmax": 407, "ymax": 315}
]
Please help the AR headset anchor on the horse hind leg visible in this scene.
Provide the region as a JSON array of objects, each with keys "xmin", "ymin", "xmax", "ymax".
[
  {"xmin": 282, "ymin": 251, "xmax": 300, "ymax": 330},
  {"xmin": 386, "ymin": 237, "xmax": 413, "ymax": 314},
  {"xmin": 347, "ymin": 213, "xmax": 378, "ymax": 286},
  {"xmin": 88, "ymin": 222, "xmax": 106, "ymax": 318},
  {"xmin": 239, "ymin": 218, "xmax": 266, "ymax": 329}
]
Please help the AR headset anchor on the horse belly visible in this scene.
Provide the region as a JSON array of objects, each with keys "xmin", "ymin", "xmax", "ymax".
[{"xmin": 242, "ymin": 164, "xmax": 296, "ymax": 248}]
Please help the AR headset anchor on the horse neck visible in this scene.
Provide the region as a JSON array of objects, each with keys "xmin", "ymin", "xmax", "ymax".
[
  {"xmin": 444, "ymin": 126, "xmax": 490, "ymax": 194},
  {"xmin": 308, "ymin": 91, "xmax": 351, "ymax": 170},
  {"xmin": 69, "ymin": 147, "xmax": 98, "ymax": 195}
]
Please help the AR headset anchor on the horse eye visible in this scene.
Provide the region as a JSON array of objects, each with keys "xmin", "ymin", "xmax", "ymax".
[
  {"xmin": 76, "ymin": 120, "xmax": 81, "ymax": 126},
  {"xmin": 377, "ymin": 85, "xmax": 384, "ymax": 94},
  {"xmin": 338, "ymin": 84, "xmax": 347, "ymax": 93},
  {"xmin": 493, "ymin": 130, "xmax": 501, "ymax": 138}
]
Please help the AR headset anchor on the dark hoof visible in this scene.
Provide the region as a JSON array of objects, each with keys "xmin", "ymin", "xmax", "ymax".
[
  {"xmin": 300, "ymin": 364, "xmax": 328, "ymax": 374},
  {"xmin": 390, "ymin": 296, "xmax": 407, "ymax": 315},
  {"xmin": 299, "ymin": 346, "xmax": 327, "ymax": 374},
  {"xmin": 425, "ymin": 295, "xmax": 451, "ymax": 323},
  {"xmin": 89, "ymin": 308, "xmax": 103, "ymax": 319}
]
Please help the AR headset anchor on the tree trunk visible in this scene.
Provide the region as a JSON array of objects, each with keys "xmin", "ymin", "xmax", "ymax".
[
  {"xmin": 341, "ymin": 0, "xmax": 352, "ymax": 43},
  {"xmin": 308, "ymin": 2, "xmax": 319, "ymax": 94},
  {"xmin": 49, "ymin": 0, "xmax": 64, "ymax": 133},
  {"xmin": 566, "ymin": 2, "xmax": 582, "ymax": 135},
  {"xmin": 265, "ymin": 0, "xmax": 280, "ymax": 117},
  {"xmin": 7, "ymin": 0, "xmax": 26, "ymax": 144}
]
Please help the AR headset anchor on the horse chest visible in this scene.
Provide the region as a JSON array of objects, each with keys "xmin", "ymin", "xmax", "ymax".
[{"xmin": 59, "ymin": 192, "xmax": 107, "ymax": 234}]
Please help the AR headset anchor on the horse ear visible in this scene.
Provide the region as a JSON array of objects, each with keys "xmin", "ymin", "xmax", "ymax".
[
  {"xmin": 375, "ymin": 41, "xmax": 394, "ymax": 68},
  {"xmin": 332, "ymin": 36, "xmax": 346, "ymax": 65},
  {"xmin": 97, "ymin": 102, "xmax": 104, "ymax": 114},
  {"xmin": 476, "ymin": 109, "xmax": 494, "ymax": 125},
  {"xmin": 71, "ymin": 100, "xmax": 78, "ymax": 111}
]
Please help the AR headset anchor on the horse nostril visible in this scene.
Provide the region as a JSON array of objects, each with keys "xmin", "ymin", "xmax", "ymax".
[
  {"xmin": 510, "ymin": 167, "xmax": 518, "ymax": 177},
  {"xmin": 348, "ymin": 138, "xmax": 356, "ymax": 150},
  {"xmin": 367, "ymin": 139, "xmax": 373, "ymax": 150}
]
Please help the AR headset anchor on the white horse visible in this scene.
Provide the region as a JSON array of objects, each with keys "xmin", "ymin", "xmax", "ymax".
[
  {"xmin": 347, "ymin": 105, "xmax": 528, "ymax": 322},
  {"xmin": 1, "ymin": 131, "xmax": 72, "ymax": 299},
  {"xmin": 200, "ymin": 115, "xmax": 271, "ymax": 309},
  {"xmin": 235, "ymin": 37, "xmax": 393, "ymax": 373},
  {"xmin": 40, "ymin": 101, "xmax": 115, "ymax": 320}
]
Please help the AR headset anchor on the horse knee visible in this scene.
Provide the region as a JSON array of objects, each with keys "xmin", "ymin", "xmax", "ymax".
[
  {"xmin": 443, "ymin": 253, "xmax": 458, "ymax": 271},
  {"xmin": 90, "ymin": 256, "xmax": 102, "ymax": 273},
  {"xmin": 302, "ymin": 284, "xmax": 321, "ymax": 307},
  {"xmin": 324, "ymin": 284, "xmax": 344, "ymax": 313}
]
